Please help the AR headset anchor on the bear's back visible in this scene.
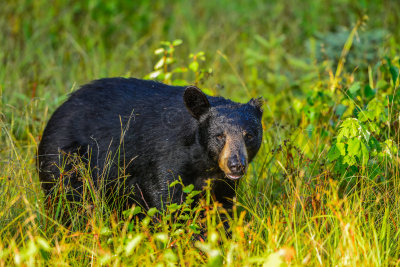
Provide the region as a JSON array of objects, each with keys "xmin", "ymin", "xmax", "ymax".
[{"xmin": 68, "ymin": 78, "xmax": 185, "ymax": 110}]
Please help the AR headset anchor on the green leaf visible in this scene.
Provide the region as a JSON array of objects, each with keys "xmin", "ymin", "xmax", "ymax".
[
  {"xmin": 154, "ymin": 232, "xmax": 169, "ymax": 243},
  {"xmin": 349, "ymin": 124, "xmax": 358, "ymax": 137},
  {"xmin": 172, "ymin": 67, "xmax": 188, "ymax": 73},
  {"xmin": 343, "ymin": 155, "xmax": 357, "ymax": 166},
  {"xmin": 334, "ymin": 158, "xmax": 347, "ymax": 174},
  {"xmin": 198, "ymin": 52, "xmax": 206, "ymax": 61},
  {"xmin": 368, "ymin": 136, "xmax": 381, "ymax": 153},
  {"xmin": 154, "ymin": 57, "xmax": 166, "ymax": 70},
  {"xmin": 357, "ymin": 111, "xmax": 370, "ymax": 122},
  {"xmin": 336, "ymin": 142, "xmax": 346, "ymax": 156},
  {"xmin": 389, "ymin": 65, "xmax": 399, "ymax": 85},
  {"xmin": 360, "ymin": 123, "xmax": 371, "ymax": 142},
  {"xmin": 364, "ymin": 84, "xmax": 376, "ymax": 99},
  {"xmin": 349, "ymin": 82, "xmax": 361, "ymax": 95},
  {"xmin": 36, "ymin": 238, "xmax": 51, "ymax": 251},
  {"xmin": 183, "ymin": 184, "xmax": 194, "ymax": 194},
  {"xmin": 178, "ymin": 214, "xmax": 190, "ymax": 220},
  {"xmin": 339, "ymin": 118, "xmax": 360, "ymax": 139},
  {"xmin": 145, "ymin": 70, "xmax": 162, "ymax": 79},
  {"xmin": 360, "ymin": 141, "xmax": 369, "ymax": 166},
  {"xmin": 133, "ymin": 206, "xmax": 142, "ymax": 215},
  {"xmin": 172, "ymin": 39, "xmax": 183, "ymax": 46},
  {"xmin": 202, "ymin": 88, "xmax": 215, "ymax": 96},
  {"xmin": 347, "ymin": 138, "xmax": 361, "ymax": 157},
  {"xmin": 335, "ymin": 104, "xmax": 347, "ymax": 117},
  {"xmin": 172, "ymin": 79, "xmax": 189, "ymax": 86},
  {"xmin": 366, "ymin": 99, "xmax": 384, "ymax": 121},
  {"xmin": 167, "ymin": 203, "xmax": 180, "ymax": 212},
  {"xmin": 327, "ymin": 144, "xmax": 341, "ymax": 161},
  {"xmin": 189, "ymin": 61, "xmax": 199, "ymax": 72},
  {"xmin": 337, "ymin": 130, "xmax": 345, "ymax": 143},
  {"xmin": 100, "ymin": 227, "xmax": 112, "ymax": 237},
  {"xmin": 187, "ymin": 190, "xmax": 201, "ymax": 198},
  {"xmin": 123, "ymin": 206, "xmax": 142, "ymax": 218},
  {"xmin": 164, "ymin": 72, "xmax": 172, "ymax": 81},
  {"xmin": 154, "ymin": 48, "xmax": 164, "ymax": 55},
  {"xmin": 185, "ymin": 198, "xmax": 194, "ymax": 204},
  {"xmin": 189, "ymin": 223, "xmax": 200, "ymax": 230},
  {"xmin": 169, "ymin": 180, "xmax": 180, "ymax": 188},
  {"xmin": 125, "ymin": 234, "xmax": 144, "ymax": 256},
  {"xmin": 147, "ymin": 207, "xmax": 159, "ymax": 217},
  {"xmin": 367, "ymin": 122, "xmax": 379, "ymax": 134},
  {"xmin": 376, "ymin": 80, "xmax": 388, "ymax": 90},
  {"xmin": 166, "ymin": 46, "xmax": 175, "ymax": 53},
  {"xmin": 165, "ymin": 57, "xmax": 175, "ymax": 64},
  {"xmin": 160, "ymin": 41, "xmax": 171, "ymax": 46}
]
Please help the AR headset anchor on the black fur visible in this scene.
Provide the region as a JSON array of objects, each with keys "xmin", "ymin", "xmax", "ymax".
[{"xmin": 38, "ymin": 78, "xmax": 263, "ymax": 215}]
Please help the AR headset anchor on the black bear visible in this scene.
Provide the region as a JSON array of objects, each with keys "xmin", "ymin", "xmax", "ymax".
[{"xmin": 38, "ymin": 78, "xmax": 263, "ymax": 219}]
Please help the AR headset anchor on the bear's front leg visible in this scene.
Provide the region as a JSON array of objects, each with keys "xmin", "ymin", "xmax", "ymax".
[{"xmin": 212, "ymin": 178, "xmax": 238, "ymax": 233}]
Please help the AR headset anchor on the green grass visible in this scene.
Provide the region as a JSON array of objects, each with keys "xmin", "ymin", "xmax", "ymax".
[{"xmin": 1, "ymin": 0, "xmax": 400, "ymax": 265}]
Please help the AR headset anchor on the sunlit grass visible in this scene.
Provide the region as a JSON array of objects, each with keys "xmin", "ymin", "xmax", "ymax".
[{"xmin": 1, "ymin": 0, "xmax": 400, "ymax": 266}]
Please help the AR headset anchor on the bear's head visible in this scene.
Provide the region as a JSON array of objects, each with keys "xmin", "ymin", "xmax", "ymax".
[{"xmin": 184, "ymin": 86, "xmax": 263, "ymax": 180}]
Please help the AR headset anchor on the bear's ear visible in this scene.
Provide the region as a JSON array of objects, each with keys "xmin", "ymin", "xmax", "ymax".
[
  {"xmin": 183, "ymin": 86, "xmax": 210, "ymax": 120},
  {"xmin": 248, "ymin": 97, "xmax": 264, "ymax": 118}
]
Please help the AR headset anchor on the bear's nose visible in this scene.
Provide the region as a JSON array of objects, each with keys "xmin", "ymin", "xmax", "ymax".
[{"xmin": 227, "ymin": 157, "xmax": 246, "ymax": 175}]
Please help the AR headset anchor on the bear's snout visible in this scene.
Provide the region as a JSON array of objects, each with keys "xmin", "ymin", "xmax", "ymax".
[
  {"xmin": 218, "ymin": 134, "xmax": 248, "ymax": 180},
  {"xmin": 227, "ymin": 155, "xmax": 247, "ymax": 177}
]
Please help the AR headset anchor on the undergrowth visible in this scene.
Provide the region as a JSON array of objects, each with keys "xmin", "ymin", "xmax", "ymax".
[{"xmin": 1, "ymin": 1, "xmax": 400, "ymax": 266}]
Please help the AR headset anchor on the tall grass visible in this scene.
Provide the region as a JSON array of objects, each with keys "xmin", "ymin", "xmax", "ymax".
[{"xmin": 1, "ymin": 0, "xmax": 400, "ymax": 265}]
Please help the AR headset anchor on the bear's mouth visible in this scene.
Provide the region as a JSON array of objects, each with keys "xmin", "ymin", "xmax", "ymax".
[{"xmin": 226, "ymin": 173, "xmax": 244, "ymax": 180}]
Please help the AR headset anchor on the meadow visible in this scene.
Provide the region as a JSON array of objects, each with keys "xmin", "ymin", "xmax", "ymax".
[{"xmin": 1, "ymin": 0, "xmax": 400, "ymax": 265}]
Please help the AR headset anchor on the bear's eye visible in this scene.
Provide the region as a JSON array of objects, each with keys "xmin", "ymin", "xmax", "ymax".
[
  {"xmin": 245, "ymin": 132, "xmax": 254, "ymax": 141},
  {"xmin": 216, "ymin": 133, "xmax": 225, "ymax": 141}
]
